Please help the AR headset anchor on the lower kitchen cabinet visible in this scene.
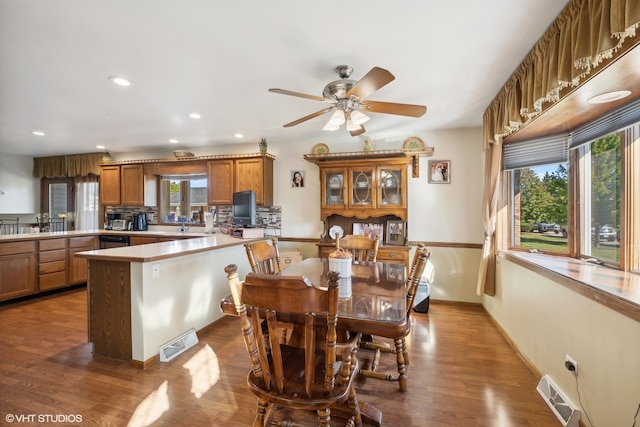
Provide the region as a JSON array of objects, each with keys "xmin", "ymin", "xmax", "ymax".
[
  {"xmin": 38, "ymin": 238, "xmax": 68, "ymax": 291},
  {"xmin": 0, "ymin": 241, "xmax": 37, "ymax": 301},
  {"xmin": 68, "ymin": 236, "xmax": 98, "ymax": 285}
]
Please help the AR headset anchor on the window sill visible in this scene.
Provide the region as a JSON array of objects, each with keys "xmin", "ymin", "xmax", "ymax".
[{"xmin": 499, "ymin": 250, "xmax": 640, "ymax": 323}]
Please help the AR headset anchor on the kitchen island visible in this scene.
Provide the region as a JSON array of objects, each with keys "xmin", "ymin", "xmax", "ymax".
[{"xmin": 76, "ymin": 233, "xmax": 257, "ymax": 367}]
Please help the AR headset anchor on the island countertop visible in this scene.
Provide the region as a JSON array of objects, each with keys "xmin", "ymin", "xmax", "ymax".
[{"xmin": 75, "ymin": 233, "xmax": 262, "ymax": 262}]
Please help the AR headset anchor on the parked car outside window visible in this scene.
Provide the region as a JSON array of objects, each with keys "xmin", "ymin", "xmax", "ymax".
[{"xmin": 598, "ymin": 225, "xmax": 617, "ymax": 242}]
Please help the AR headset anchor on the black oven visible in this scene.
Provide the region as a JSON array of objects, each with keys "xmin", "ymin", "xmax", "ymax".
[{"xmin": 99, "ymin": 235, "xmax": 130, "ymax": 249}]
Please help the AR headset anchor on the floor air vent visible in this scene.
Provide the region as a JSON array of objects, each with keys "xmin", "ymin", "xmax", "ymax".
[
  {"xmin": 159, "ymin": 329, "xmax": 199, "ymax": 362},
  {"xmin": 536, "ymin": 374, "xmax": 580, "ymax": 427}
]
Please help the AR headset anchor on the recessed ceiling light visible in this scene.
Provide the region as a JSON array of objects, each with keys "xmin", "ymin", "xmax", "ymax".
[
  {"xmin": 32, "ymin": 130, "xmax": 45, "ymax": 136},
  {"xmin": 96, "ymin": 145, "xmax": 106, "ymax": 149},
  {"xmin": 189, "ymin": 113, "xmax": 201, "ymax": 119},
  {"xmin": 108, "ymin": 76, "xmax": 132, "ymax": 87},
  {"xmin": 234, "ymin": 133, "xmax": 244, "ymax": 138},
  {"xmin": 587, "ymin": 90, "xmax": 631, "ymax": 104},
  {"xmin": 169, "ymin": 139, "xmax": 179, "ymax": 143}
]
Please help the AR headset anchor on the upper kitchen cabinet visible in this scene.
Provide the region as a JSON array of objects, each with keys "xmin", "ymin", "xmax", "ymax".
[
  {"xmin": 235, "ymin": 157, "xmax": 273, "ymax": 206},
  {"xmin": 99, "ymin": 164, "xmax": 144, "ymax": 206},
  {"xmin": 207, "ymin": 159, "xmax": 234, "ymax": 205},
  {"xmin": 207, "ymin": 155, "xmax": 274, "ymax": 206}
]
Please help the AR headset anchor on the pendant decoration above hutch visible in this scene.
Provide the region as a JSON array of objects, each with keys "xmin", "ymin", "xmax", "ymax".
[{"xmin": 305, "ymin": 147, "xmax": 433, "ymax": 270}]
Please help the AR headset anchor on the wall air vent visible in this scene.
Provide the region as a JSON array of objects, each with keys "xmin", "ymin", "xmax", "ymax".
[
  {"xmin": 536, "ymin": 374, "xmax": 580, "ymax": 427},
  {"xmin": 159, "ymin": 329, "xmax": 199, "ymax": 362}
]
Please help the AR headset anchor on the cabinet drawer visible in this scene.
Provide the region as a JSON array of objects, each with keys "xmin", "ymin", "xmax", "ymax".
[
  {"xmin": 280, "ymin": 250, "xmax": 303, "ymax": 269},
  {"xmin": 39, "ymin": 260, "xmax": 66, "ymax": 274},
  {"xmin": 0, "ymin": 241, "xmax": 36, "ymax": 256},
  {"xmin": 39, "ymin": 238, "xmax": 66, "ymax": 251},
  {"xmin": 68, "ymin": 236, "xmax": 97, "ymax": 249},
  {"xmin": 39, "ymin": 271, "xmax": 67, "ymax": 290},
  {"xmin": 378, "ymin": 248, "xmax": 408, "ymax": 264},
  {"xmin": 39, "ymin": 249, "xmax": 66, "ymax": 263}
]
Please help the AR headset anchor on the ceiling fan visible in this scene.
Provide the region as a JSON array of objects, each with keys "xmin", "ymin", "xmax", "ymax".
[{"xmin": 269, "ymin": 65, "xmax": 427, "ymax": 136}]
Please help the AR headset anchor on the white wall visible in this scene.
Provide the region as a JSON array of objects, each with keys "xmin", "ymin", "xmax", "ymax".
[
  {"xmin": 484, "ymin": 258, "xmax": 640, "ymax": 427},
  {"xmin": 0, "ymin": 152, "xmax": 39, "ymax": 214}
]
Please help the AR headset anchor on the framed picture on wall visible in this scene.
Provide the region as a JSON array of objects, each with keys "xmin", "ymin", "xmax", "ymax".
[
  {"xmin": 428, "ymin": 160, "xmax": 451, "ymax": 183},
  {"xmin": 291, "ymin": 170, "xmax": 305, "ymax": 188},
  {"xmin": 386, "ymin": 220, "xmax": 405, "ymax": 246}
]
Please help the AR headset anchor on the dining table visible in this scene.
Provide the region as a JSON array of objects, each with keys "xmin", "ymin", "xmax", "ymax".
[{"xmin": 219, "ymin": 257, "xmax": 408, "ymax": 426}]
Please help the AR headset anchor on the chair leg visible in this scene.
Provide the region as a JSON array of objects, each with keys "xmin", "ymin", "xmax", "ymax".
[
  {"xmin": 317, "ymin": 408, "xmax": 330, "ymax": 427},
  {"xmin": 347, "ymin": 384, "xmax": 363, "ymax": 427},
  {"xmin": 254, "ymin": 399, "xmax": 268, "ymax": 426},
  {"xmin": 394, "ymin": 338, "xmax": 408, "ymax": 393}
]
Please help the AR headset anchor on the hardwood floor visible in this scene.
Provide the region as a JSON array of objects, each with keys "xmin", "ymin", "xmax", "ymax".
[{"xmin": 0, "ymin": 288, "xmax": 560, "ymax": 426}]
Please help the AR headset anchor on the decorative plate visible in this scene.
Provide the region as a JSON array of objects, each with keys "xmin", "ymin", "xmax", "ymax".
[
  {"xmin": 329, "ymin": 225, "xmax": 344, "ymax": 240},
  {"xmin": 311, "ymin": 143, "xmax": 330, "ymax": 155},
  {"xmin": 402, "ymin": 136, "xmax": 425, "ymax": 151}
]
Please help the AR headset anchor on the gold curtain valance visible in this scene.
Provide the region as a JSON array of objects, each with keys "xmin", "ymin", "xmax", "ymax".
[
  {"xmin": 33, "ymin": 152, "xmax": 104, "ymax": 178},
  {"xmin": 483, "ymin": 0, "xmax": 640, "ymax": 149}
]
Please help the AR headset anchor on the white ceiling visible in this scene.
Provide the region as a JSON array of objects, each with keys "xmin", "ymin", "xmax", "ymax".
[{"xmin": 0, "ymin": 0, "xmax": 569, "ymax": 158}]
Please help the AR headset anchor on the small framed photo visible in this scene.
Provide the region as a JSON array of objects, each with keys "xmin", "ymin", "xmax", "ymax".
[
  {"xmin": 291, "ymin": 170, "xmax": 305, "ymax": 188},
  {"xmin": 386, "ymin": 220, "xmax": 405, "ymax": 246},
  {"xmin": 428, "ymin": 160, "xmax": 450, "ymax": 184},
  {"xmin": 352, "ymin": 223, "xmax": 383, "ymax": 242}
]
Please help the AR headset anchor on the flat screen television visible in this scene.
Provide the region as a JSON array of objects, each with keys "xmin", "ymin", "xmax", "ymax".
[{"xmin": 232, "ymin": 190, "xmax": 256, "ymax": 227}]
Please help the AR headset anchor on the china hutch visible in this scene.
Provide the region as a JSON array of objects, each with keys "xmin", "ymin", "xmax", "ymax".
[{"xmin": 305, "ymin": 148, "xmax": 433, "ymax": 270}]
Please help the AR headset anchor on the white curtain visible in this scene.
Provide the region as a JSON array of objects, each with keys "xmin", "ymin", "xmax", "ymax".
[{"xmin": 75, "ymin": 177, "xmax": 99, "ymax": 230}]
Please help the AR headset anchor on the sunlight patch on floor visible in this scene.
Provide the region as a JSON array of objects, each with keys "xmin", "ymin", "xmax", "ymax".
[
  {"xmin": 127, "ymin": 380, "xmax": 169, "ymax": 427},
  {"xmin": 183, "ymin": 344, "xmax": 220, "ymax": 398}
]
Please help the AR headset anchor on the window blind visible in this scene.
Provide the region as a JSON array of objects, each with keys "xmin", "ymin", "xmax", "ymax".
[
  {"xmin": 503, "ymin": 134, "xmax": 569, "ymax": 170},
  {"xmin": 570, "ymin": 98, "xmax": 640, "ymax": 149}
]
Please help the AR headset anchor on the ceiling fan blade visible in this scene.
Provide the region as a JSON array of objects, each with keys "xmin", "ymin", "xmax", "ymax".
[
  {"xmin": 269, "ymin": 88, "xmax": 325, "ymax": 102},
  {"xmin": 346, "ymin": 67, "xmax": 395, "ymax": 100},
  {"xmin": 360, "ymin": 100, "xmax": 427, "ymax": 117},
  {"xmin": 349, "ymin": 125, "xmax": 366, "ymax": 136},
  {"xmin": 283, "ymin": 107, "xmax": 334, "ymax": 127}
]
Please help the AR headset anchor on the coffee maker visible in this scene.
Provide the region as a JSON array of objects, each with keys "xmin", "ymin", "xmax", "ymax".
[{"xmin": 132, "ymin": 213, "xmax": 148, "ymax": 231}]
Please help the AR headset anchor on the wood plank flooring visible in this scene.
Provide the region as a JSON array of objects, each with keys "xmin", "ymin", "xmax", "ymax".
[{"xmin": 0, "ymin": 288, "xmax": 560, "ymax": 426}]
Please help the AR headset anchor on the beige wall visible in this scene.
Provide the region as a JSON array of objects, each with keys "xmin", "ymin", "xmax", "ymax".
[
  {"xmin": 484, "ymin": 257, "xmax": 640, "ymax": 427},
  {"xmin": 0, "ymin": 152, "xmax": 39, "ymax": 215}
]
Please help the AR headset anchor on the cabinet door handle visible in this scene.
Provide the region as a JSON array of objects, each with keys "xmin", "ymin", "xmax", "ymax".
[{"xmin": 389, "ymin": 252, "xmax": 397, "ymax": 258}]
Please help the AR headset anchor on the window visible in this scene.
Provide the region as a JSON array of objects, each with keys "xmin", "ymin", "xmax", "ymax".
[
  {"xmin": 505, "ymin": 98, "xmax": 640, "ymax": 272},
  {"xmin": 578, "ymin": 132, "xmax": 621, "ymax": 264},
  {"xmin": 509, "ymin": 164, "xmax": 569, "ymax": 253},
  {"xmin": 159, "ymin": 175, "xmax": 210, "ymax": 224}
]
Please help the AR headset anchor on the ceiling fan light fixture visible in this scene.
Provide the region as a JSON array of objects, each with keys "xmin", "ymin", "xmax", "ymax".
[
  {"xmin": 349, "ymin": 109, "xmax": 370, "ymax": 125},
  {"xmin": 327, "ymin": 109, "xmax": 346, "ymax": 125},
  {"xmin": 345, "ymin": 118, "xmax": 362, "ymax": 132},
  {"xmin": 323, "ymin": 121, "xmax": 340, "ymax": 131}
]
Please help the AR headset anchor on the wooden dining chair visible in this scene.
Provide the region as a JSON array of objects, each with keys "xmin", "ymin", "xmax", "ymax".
[
  {"xmin": 358, "ymin": 245, "xmax": 431, "ymax": 392},
  {"xmin": 336, "ymin": 234, "xmax": 379, "ymax": 262},
  {"xmin": 224, "ymin": 264, "xmax": 363, "ymax": 427},
  {"xmin": 244, "ymin": 236, "xmax": 282, "ymax": 274}
]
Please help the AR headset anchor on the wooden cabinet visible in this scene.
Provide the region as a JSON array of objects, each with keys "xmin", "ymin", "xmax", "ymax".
[
  {"xmin": 99, "ymin": 164, "xmax": 144, "ymax": 206},
  {"xmin": 100, "ymin": 165, "xmax": 121, "ymax": 205},
  {"xmin": 130, "ymin": 236, "xmax": 158, "ymax": 246},
  {"xmin": 0, "ymin": 241, "xmax": 37, "ymax": 301},
  {"xmin": 207, "ymin": 159, "xmax": 234, "ymax": 205},
  {"xmin": 38, "ymin": 238, "xmax": 67, "ymax": 291},
  {"xmin": 235, "ymin": 157, "xmax": 273, "ymax": 206},
  {"xmin": 318, "ymin": 157, "xmax": 409, "ymax": 220},
  {"xmin": 308, "ymin": 155, "xmax": 413, "ymax": 269},
  {"xmin": 68, "ymin": 236, "xmax": 98, "ymax": 285},
  {"xmin": 207, "ymin": 156, "xmax": 274, "ymax": 206},
  {"xmin": 120, "ymin": 165, "xmax": 144, "ymax": 205}
]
